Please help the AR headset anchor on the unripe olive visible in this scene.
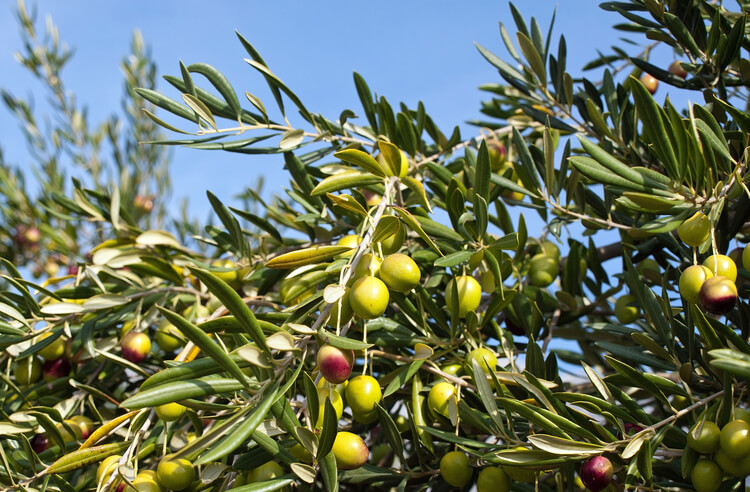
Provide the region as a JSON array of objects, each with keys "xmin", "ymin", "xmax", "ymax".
[
  {"xmin": 677, "ymin": 212, "xmax": 710, "ymax": 247},
  {"xmin": 378, "ymin": 253, "xmax": 420, "ymax": 293},
  {"xmin": 439, "ymin": 451, "xmax": 472, "ymax": 488},
  {"xmin": 445, "ymin": 276, "xmax": 481, "ymax": 318},
  {"xmin": 719, "ymin": 419, "xmax": 750, "ymax": 459},
  {"xmin": 331, "ymin": 431, "xmax": 368, "ymax": 470},
  {"xmin": 679, "ymin": 265, "xmax": 713, "ymax": 304},
  {"xmin": 349, "ymin": 276, "xmax": 389, "ymax": 319},
  {"xmin": 427, "ymin": 381, "xmax": 456, "ymax": 418},
  {"xmin": 614, "ymin": 294, "xmax": 639, "ymax": 324},
  {"xmin": 527, "ymin": 254, "xmax": 559, "ymax": 287},
  {"xmin": 345, "ymin": 375, "xmax": 382, "ymax": 416},
  {"xmin": 687, "ymin": 421, "xmax": 720, "ymax": 454},
  {"xmin": 703, "ymin": 254, "xmax": 737, "ymax": 282},
  {"xmin": 464, "ymin": 347, "xmax": 497, "ymax": 374},
  {"xmin": 375, "ymin": 223, "xmax": 406, "ymax": 256},
  {"xmin": 691, "ymin": 459, "xmax": 722, "ymax": 492}
]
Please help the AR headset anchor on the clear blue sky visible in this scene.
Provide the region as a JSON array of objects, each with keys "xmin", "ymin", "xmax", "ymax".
[{"xmin": 0, "ymin": 1, "xmax": 678, "ymax": 221}]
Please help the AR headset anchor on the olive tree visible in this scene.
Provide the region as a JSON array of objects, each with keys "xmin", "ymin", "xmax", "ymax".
[{"xmin": 1, "ymin": 1, "xmax": 750, "ymax": 491}]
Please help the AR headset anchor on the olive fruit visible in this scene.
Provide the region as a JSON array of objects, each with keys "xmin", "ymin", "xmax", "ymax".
[
  {"xmin": 36, "ymin": 332, "xmax": 66, "ymax": 361},
  {"xmin": 503, "ymin": 448, "xmax": 537, "ymax": 482},
  {"xmin": 428, "ymin": 381, "xmax": 456, "ymax": 418},
  {"xmin": 488, "ymin": 141, "xmax": 507, "ymax": 172},
  {"xmin": 691, "ymin": 460, "xmax": 722, "ymax": 492},
  {"xmin": 580, "ymin": 456, "xmax": 613, "ymax": 492},
  {"xmin": 155, "ymin": 319, "xmax": 185, "ymax": 352},
  {"xmin": 735, "ymin": 407, "xmax": 750, "ymax": 424},
  {"xmin": 349, "ymin": 276, "xmax": 389, "ymax": 319},
  {"xmin": 445, "ymin": 275, "xmax": 481, "ymax": 318},
  {"xmin": 30, "ymin": 433, "xmax": 49, "ymax": 453},
  {"xmin": 703, "ymin": 254, "xmax": 737, "ymax": 282},
  {"xmin": 353, "ymin": 253, "xmax": 381, "ymax": 279},
  {"xmin": 677, "ymin": 212, "xmax": 710, "ymax": 247},
  {"xmin": 155, "ymin": 402, "xmax": 187, "ymax": 422},
  {"xmin": 699, "ymin": 276, "xmax": 738, "ymax": 315},
  {"xmin": 668, "ymin": 60, "xmax": 688, "ymax": 78},
  {"xmin": 464, "ymin": 347, "xmax": 497, "ymax": 374},
  {"xmin": 120, "ymin": 331, "xmax": 151, "ymax": 364},
  {"xmin": 249, "ymin": 461, "xmax": 284, "ymax": 481},
  {"xmin": 123, "ymin": 472, "xmax": 163, "ymax": 492},
  {"xmin": 476, "ymin": 466, "xmax": 511, "ymax": 492},
  {"xmin": 540, "ymin": 240, "xmax": 561, "ymax": 260},
  {"xmin": 156, "ymin": 457, "xmax": 195, "ymax": 491},
  {"xmin": 336, "ymin": 234, "xmax": 362, "ymax": 258},
  {"xmin": 316, "ymin": 344, "xmax": 354, "ymax": 384},
  {"xmin": 69, "ymin": 415, "xmax": 94, "ymax": 439},
  {"xmin": 331, "ymin": 431, "xmax": 369, "ymax": 470},
  {"xmin": 370, "ymin": 442, "xmax": 394, "ymax": 467},
  {"xmin": 351, "ymin": 408, "xmax": 379, "ymax": 425},
  {"xmin": 327, "ymin": 289, "xmax": 353, "ymax": 329},
  {"xmin": 614, "ymin": 294, "xmax": 639, "ymax": 324},
  {"xmin": 719, "ymin": 419, "xmax": 750, "ymax": 459},
  {"xmin": 316, "ymin": 386, "xmax": 343, "ymax": 428},
  {"xmin": 97, "ymin": 455, "xmax": 122, "ymax": 486},
  {"xmin": 640, "ymin": 73, "xmax": 658, "ymax": 94},
  {"xmin": 715, "ymin": 447, "xmax": 745, "ymax": 476},
  {"xmin": 679, "ymin": 265, "xmax": 713, "ymax": 304},
  {"xmin": 743, "ymin": 243, "xmax": 750, "ymax": 271},
  {"xmin": 528, "ymin": 254, "xmax": 559, "ymax": 287},
  {"xmin": 42, "ymin": 357, "xmax": 71, "ymax": 381},
  {"xmin": 378, "ymin": 253, "xmax": 420, "ymax": 293},
  {"xmin": 439, "ymin": 451, "xmax": 472, "ymax": 488},
  {"xmin": 375, "ymin": 222, "xmax": 406, "ymax": 255},
  {"xmin": 687, "ymin": 421, "xmax": 720, "ymax": 454},
  {"xmin": 345, "ymin": 375, "xmax": 382, "ymax": 416},
  {"xmin": 56, "ymin": 421, "xmax": 82, "ymax": 442},
  {"xmin": 14, "ymin": 357, "xmax": 42, "ymax": 386}
]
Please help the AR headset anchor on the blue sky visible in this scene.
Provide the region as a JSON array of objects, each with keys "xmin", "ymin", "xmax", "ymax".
[{"xmin": 0, "ymin": 1, "xmax": 680, "ymax": 221}]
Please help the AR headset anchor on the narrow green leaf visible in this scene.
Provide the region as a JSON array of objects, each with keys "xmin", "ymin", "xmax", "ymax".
[
  {"xmin": 135, "ymin": 88, "xmax": 198, "ymax": 123},
  {"xmin": 188, "ymin": 62, "xmax": 242, "ymax": 120},
  {"xmin": 188, "ymin": 267, "xmax": 270, "ymax": 354},
  {"xmin": 475, "ymin": 141, "xmax": 491, "ymax": 203},
  {"xmin": 527, "ymin": 435, "xmax": 612, "ymax": 456},
  {"xmin": 604, "ymin": 356, "xmax": 668, "ymax": 406},
  {"xmin": 244, "ymin": 59, "xmax": 313, "ymax": 124},
  {"xmin": 402, "ymin": 176, "xmax": 432, "ymax": 213},
  {"xmin": 195, "ymin": 384, "xmax": 280, "ymax": 465},
  {"xmin": 279, "ymin": 129, "xmax": 305, "ymax": 150},
  {"xmin": 310, "ymin": 171, "xmax": 382, "ymax": 196},
  {"xmin": 157, "ymin": 306, "xmax": 250, "ymax": 389},
  {"xmin": 472, "ymin": 360, "xmax": 506, "ymax": 434},
  {"xmin": 433, "ymin": 251, "xmax": 474, "ymax": 268},
  {"xmin": 517, "ymin": 32, "xmax": 547, "ymax": 85},
  {"xmin": 121, "ymin": 378, "xmax": 247, "ymax": 409},
  {"xmin": 182, "ymin": 93, "xmax": 217, "ymax": 130},
  {"xmin": 393, "ymin": 207, "xmax": 443, "ymax": 256},
  {"xmin": 663, "ymin": 13, "xmax": 703, "ymax": 58},
  {"xmin": 206, "ymin": 190, "xmax": 247, "ymax": 257},
  {"xmin": 334, "ymin": 149, "xmax": 386, "ymax": 177},
  {"xmin": 46, "ymin": 441, "xmax": 131, "ymax": 475}
]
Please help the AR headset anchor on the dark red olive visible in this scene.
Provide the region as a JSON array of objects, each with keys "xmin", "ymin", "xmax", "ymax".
[
  {"xmin": 580, "ymin": 456, "xmax": 613, "ymax": 492},
  {"xmin": 699, "ymin": 276, "xmax": 738, "ymax": 315}
]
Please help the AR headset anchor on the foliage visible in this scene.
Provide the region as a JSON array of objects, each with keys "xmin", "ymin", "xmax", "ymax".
[{"xmin": 1, "ymin": 0, "xmax": 750, "ymax": 491}]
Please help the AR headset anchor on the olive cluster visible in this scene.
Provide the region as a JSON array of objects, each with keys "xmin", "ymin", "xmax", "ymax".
[{"xmin": 687, "ymin": 413, "xmax": 750, "ymax": 492}]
